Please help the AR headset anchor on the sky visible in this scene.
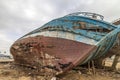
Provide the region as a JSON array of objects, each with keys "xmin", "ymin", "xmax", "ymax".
[{"xmin": 0, "ymin": 0, "xmax": 120, "ymax": 55}]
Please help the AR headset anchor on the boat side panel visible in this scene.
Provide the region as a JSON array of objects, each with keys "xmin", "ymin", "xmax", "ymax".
[
  {"xmin": 23, "ymin": 31, "xmax": 97, "ymax": 45},
  {"xmin": 11, "ymin": 36, "xmax": 96, "ymax": 73},
  {"xmin": 22, "ymin": 16, "xmax": 112, "ymax": 40}
]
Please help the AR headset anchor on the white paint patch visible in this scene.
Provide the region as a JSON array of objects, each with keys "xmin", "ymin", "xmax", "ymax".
[{"xmin": 23, "ymin": 31, "xmax": 96, "ymax": 45}]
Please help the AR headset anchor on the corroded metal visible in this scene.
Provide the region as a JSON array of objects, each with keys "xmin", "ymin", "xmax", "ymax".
[
  {"xmin": 10, "ymin": 12, "xmax": 120, "ymax": 75},
  {"xmin": 11, "ymin": 36, "xmax": 96, "ymax": 74}
]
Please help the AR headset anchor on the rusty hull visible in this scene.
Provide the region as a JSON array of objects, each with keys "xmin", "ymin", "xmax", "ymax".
[{"xmin": 10, "ymin": 36, "xmax": 96, "ymax": 75}]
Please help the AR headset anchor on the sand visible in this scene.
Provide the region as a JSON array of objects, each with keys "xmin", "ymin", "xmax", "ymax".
[{"xmin": 0, "ymin": 59, "xmax": 119, "ymax": 80}]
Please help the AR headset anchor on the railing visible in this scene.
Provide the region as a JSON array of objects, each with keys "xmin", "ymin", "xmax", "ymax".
[
  {"xmin": 66, "ymin": 12, "xmax": 104, "ymax": 20},
  {"xmin": 112, "ymin": 18, "xmax": 120, "ymax": 25}
]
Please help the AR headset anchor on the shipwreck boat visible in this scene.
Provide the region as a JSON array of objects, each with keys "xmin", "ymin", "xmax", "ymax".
[{"xmin": 10, "ymin": 12, "xmax": 120, "ymax": 75}]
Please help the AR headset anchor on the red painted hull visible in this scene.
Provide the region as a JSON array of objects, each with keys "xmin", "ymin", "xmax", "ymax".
[{"xmin": 10, "ymin": 36, "xmax": 96, "ymax": 74}]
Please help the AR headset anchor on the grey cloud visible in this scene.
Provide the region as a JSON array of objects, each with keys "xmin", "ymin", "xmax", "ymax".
[{"xmin": 0, "ymin": 0, "xmax": 120, "ymax": 54}]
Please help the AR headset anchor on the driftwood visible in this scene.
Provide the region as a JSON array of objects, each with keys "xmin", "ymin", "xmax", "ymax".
[{"xmin": 112, "ymin": 54, "xmax": 120, "ymax": 70}]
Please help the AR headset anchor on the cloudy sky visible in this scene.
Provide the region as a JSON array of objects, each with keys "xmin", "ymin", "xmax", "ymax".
[{"xmin": 0, "ymin": 0, "xmax": 120, "ymax": 55}]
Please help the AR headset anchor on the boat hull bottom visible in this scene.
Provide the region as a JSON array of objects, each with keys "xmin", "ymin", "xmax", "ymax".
[{"xmin": 10, "ymin": 35, "xmax": 96, "ymax": 75}]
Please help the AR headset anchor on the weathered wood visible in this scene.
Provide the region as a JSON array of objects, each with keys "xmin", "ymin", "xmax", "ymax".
[
  {"xmin": 94, "ymin": 57, "xmax": 105, "ymax": 68},
  {"xmin": 94, "ymin": 33, "xmax": 120, "ymax": 69},
  {"xmin": 111, "ymin": 54, "xmax": 120, "ymax": 70}
]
